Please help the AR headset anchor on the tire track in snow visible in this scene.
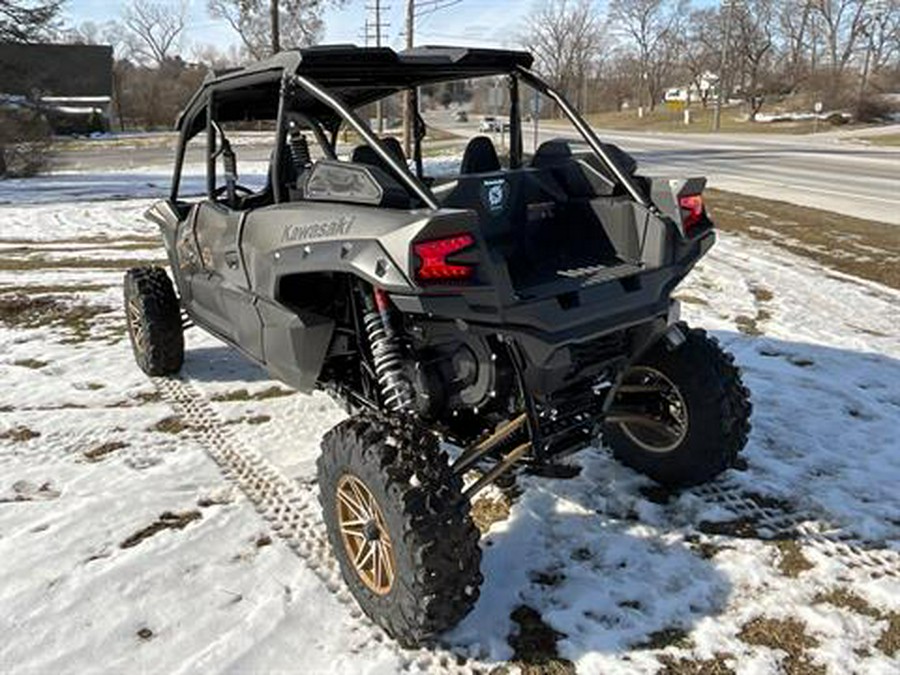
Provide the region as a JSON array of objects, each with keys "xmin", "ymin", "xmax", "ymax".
[
  {"xmin": 153, "ymin": 376, "xmax": 486, "ymax": 675},
  {"xmin": 691, "ymin": 479, "xmax": 900, "ymax": 578}
]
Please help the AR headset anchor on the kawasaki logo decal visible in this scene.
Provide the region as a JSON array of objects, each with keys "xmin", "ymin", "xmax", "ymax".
[{"xmin": 282, "ymin": 216, "xmax": 355, "ymax": 243}]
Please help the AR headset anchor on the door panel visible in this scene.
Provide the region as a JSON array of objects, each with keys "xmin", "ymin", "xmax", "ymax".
[{"xmin": 189, "ymin": 202, "xmax": 263, "ymax": 359}]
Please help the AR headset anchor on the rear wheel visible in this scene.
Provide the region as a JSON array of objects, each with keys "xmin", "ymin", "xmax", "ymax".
[
  {"xmin": 123, "ymin": 267, "xmax": 184, "ymax": 376},
  {"xmin": 604, "ymin": 326, "xmax": 751, "ymax": 487},
  {"xmin": 318, "ymin": 413, "xmax": 482, "ymax": 647}
]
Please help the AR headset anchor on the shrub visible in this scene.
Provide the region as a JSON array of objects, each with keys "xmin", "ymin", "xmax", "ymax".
[
  {"xmin": 854, "ymin": 95, "xmax": 896, "ymax": 123},
  {"xmin": 0, "ymin": 106, "xmax": 54, "ymax": 178}
]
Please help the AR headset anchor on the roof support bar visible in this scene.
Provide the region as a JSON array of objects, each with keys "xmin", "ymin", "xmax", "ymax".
[
  {"xmin": 273, "ymin": 77, "xmax": 289, "ymax": 204},
  {"xmin": 291, "ymin": 73, "xmax": 440, "ymax": 211},
  {"xmin": 516, "ymin": 67, "xmax": 653, "ymax": 210},
  {"xmin": 206, "ymin": 95, "xmax": 216, "ymax": 199},
  {"xmin": 508, "ymin": 74, "xmax": 523, "ymax": 169}
]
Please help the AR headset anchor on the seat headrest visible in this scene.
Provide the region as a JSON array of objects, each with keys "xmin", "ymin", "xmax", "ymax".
[
  {"xmin": 381, "ymin": 136, "xmax": 406, "ymax": 163},
  {"xmin": 532, "ymin": 139, "xmax": 573, "ymax": 169},
  {"xmin": 461, "ymin": 136, "xmax": 502, "ymax": 174}
]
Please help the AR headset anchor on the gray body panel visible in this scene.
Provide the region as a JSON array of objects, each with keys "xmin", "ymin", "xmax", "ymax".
[{"xmin": 151, "ymin": 44, "xmax": 716, "ymax": 397}]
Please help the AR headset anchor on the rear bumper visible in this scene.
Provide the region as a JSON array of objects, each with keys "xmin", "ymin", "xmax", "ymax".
[{"xmin": 392, "ymin": 266, "xmax": 682, "ymax": 365}]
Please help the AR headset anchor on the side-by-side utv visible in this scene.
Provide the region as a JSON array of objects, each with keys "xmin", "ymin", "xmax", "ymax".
[{"xmin": 124, "ymin": 45, "xmax": 751, "ymax": 646}]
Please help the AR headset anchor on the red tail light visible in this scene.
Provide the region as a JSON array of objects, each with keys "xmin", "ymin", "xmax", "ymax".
[
  {"xmin": 679, "ymin": 194, "xmax": 706, "ymax": 234},
  {"xmin": 413, "ymin": 234, "xmax": 475, "ymax": 282}
]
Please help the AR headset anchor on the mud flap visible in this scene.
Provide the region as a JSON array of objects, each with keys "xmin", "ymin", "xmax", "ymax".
[{"xmin": 257, "ymin": 299, "xmax": 335, "ymax": 392}]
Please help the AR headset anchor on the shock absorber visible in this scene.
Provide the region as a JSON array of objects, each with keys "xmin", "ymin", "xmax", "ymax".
[
  {"xmin": 363, "ymin": 288, "xmax": 416, "ymax": 413},
  {"xmin": 287, "ymin": 123, "xmax": 311, "ymax": 173}
]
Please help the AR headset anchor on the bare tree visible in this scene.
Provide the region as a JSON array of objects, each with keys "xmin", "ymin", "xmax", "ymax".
[
  {"xmin": 778, "ymin": 0, "xmax": 816, "ymax": 90},
  {"xmin": 812, "ymin": 0, "xmax": 871, "ymax": 102},
  {"xmin": 731, "ymin": 0, "xmax": 778, "ymax": 118},
  {"xmin": 865, "ymin": 0, "xmax": 900, "ymax": 75},
  {"xmin": 207, "ymin": 0, "xmax": 330, "ymax": 59},
  {"xmin": 120, "ymin": 0, "xmax": 188, "ymax": 67},
  {"xmin": 681, "ymin": 6, "xmax": 720, "ymax": 107},
  {"xmin": 520, "ymin": 0, "xmax": 606, "ymax": 111},
  {"xmin": 609, "ymin": 0, "xmax": 687, "ymax": 111},
  {"xmin": 191, "ymin": 42, "xmax": 246, "ymax": 69},
  {"xmin": 0, "ymin": 0, "xmax": 63, "ymax": 42}
]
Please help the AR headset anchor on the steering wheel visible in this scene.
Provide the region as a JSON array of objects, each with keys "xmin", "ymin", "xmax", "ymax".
[{"xmin": 212, "ymin": 184, "xmax": 254, "ymax": 200}]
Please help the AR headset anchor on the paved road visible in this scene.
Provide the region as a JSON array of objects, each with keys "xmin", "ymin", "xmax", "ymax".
[
  {"xmin": 575, "ymin": 129, "xmax": 900, "ymax": 226},
  {"xmin": 52, "ymin": 122, "xmax": 899, "ymax": 225},
  {"xmin": 434, "ymin": 114, "xmax": 900, "ymax": 225}
]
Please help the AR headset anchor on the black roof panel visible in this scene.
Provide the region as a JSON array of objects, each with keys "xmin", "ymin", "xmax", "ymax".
[{"xmin": 177, "ymin": 45, "xmax": 533, "ymax": 133}]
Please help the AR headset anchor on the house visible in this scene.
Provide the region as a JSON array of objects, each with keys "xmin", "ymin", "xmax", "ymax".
[
  {"xmin": 664, "ymin": 72, "xmax": 718, "ymax": 105},
  {"xmin": 0, "ymin": 43, "xmax": 114, "ymax": 134}
]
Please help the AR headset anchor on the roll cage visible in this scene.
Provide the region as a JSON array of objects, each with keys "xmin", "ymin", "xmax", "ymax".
[{"xmin": 169, "ymin": 45, "xmax": 651, "ymax": 211}]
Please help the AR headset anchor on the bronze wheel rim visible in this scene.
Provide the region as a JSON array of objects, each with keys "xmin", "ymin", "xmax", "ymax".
[
  {"xmin": 126, "ymin": 298, "xmax": 146, "ymax": 356},
  {"xmin": 618, "ymin": 366, "xmax": 689, "ymax": 453},
  {"xmin": 335, "ymin": 474, "xmax": 396, "ymax": 596}
]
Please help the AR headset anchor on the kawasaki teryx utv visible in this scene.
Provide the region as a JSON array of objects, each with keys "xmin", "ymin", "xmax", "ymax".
[{"xmin": 125, "ymin": 46, "xmax": 751, "ymax": 646}]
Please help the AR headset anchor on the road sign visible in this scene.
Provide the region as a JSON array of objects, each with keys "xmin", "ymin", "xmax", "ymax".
[{"xmin": 814, "ymin": 101, "xmax": 823, "ymax": 113}]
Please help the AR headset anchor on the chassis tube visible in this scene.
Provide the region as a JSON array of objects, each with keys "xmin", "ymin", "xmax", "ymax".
[
  {"xmin": 516, "ymin": 67, "xmax": 653, "ymax": 211},
  {"xmin": 291, "ymin": 74, "xmax": 440, "ymax": 211}
]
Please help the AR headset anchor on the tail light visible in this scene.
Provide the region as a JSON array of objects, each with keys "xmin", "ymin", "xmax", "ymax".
[
  {"xmin": 413, "ymin": 234, "xmax": 476, "ymax": 283},
  {"xmin": 679, "ymin": 194, "xmax": 706, "ymax": 235}
]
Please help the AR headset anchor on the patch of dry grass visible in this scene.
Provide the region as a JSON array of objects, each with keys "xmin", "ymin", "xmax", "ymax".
[
  {"xmin": 0, "ymin": 294, "xmax": 113, "ymax": 343},
  {"xmin": 0, "ymin": 426, "xmax": 41, "ymax": 442},
  {"xmin": 0, "ymin": 257, "xmax": 167, "ymax": 271},
  {"xmin": 210, "ymin": 387, "xmax": 295, "ymax": 402},
  {"xmin": 13, "ymin": 358, "xmax": 48, "ymax": 369},
  {"xmin": 738, "ymin": 617, "xmax": 824, "ymax": 674},
  {"xmin": 0, "ymin": 283, "xmax": 113, "ymax": 296},
  {"xmin": 151, "ymin": 416, "xmax": 191, "ymax": 435},
  {"xmin": 503, "ymin": 605, "xmax": 576, "ymax": 675},
  {"xmin": 814, "ymin": 588, "xmax": 900, "ymax": 657},
  {"xmin": 635, "ymin": 627, "xmax": 693, "ymax": 650},
  {"xmin": 657, "ymin": 654, "xmax": 735, "ymax": 674},
  {"xmin": 773, "ymin": 540, "xmax": 815, "ymax": 577},
  {"xmin": 861, "ymin": 133, "xmax": 900, "ymax": 146},
  {"xmin": 120, "ymin": 510, "xmax": 202, "ymax": 549},
  {"xmin": 83, "ymin": 441, "xmax": 129, "ymax": 462},
  {"xmin": 470, "ymin": 493, "xmax": 512, "ymax": 534},
  {"xmin": 706, "ymin": 189, "xmax": 900, "ymax": 290},
  {"xmin": 577, "ymin": 108, "xmax": 837, "ymax": 135}
]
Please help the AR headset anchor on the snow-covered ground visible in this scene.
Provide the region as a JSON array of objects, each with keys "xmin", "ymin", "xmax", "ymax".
[{"xmin": 1, "ymin": 175, "xmax": 898, "ymax": 674}]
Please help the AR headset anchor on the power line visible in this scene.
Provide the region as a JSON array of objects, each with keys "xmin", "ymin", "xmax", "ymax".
[
  {"xmin": 414, "ymin": 0, "xmax": 464, "ymax": 19},
  {"xmin": 363, "ymin": 0, "xmax": 391, "ymax": 133}
]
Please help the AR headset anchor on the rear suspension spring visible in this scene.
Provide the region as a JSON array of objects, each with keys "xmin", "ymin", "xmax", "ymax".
[{"xmin": 363, "ymin": 288, "xmax": 415, "ymax": 413}]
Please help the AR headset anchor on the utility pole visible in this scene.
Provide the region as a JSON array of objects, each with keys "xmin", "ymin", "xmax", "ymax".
[
  {"xmin": 712, "ymin": 0, "xmax": 735, "ymax": 132},
  {"xmin": 364, "ymin": 0, "xmax": 390, "ymax": 134},
  {"xmin": 271, "ymin": 0, "xmax": 280, "ymax": 55},
  {"xmin": 403, "ymin": 0, "xmax": 415, "ymax": 156},
  {"xmin": 402, "ymin": 0, "xmax": 465, "ymax": 154}
]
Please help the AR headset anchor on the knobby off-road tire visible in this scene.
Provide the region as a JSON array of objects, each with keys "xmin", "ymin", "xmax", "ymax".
[
  {"xmin": 123, "ymin": 267, "xmax": 184, "ymax": 376},
  {"xmin": 318, "ymin": 413, "xmax": 483, "ymax": 647},
  {"xmin": 604, "ymin": 325, "xmax": 752, "ymax": 488}
]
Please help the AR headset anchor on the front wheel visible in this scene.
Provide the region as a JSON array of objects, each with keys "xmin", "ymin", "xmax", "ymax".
[
  {"xmin": 318, "ymin": 413, "xmax": 482, "ymax": 647},
  {"xmin": 123, "ymin": 267, "xmax": 184, "ymax": 376},
  {"xmin": 603, "ymin": 325, "xmax": 751, "ymax": 487}
]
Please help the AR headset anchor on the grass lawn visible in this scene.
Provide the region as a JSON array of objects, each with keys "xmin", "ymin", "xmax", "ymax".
[
  {"xmin": 860, "ymin": 133, "xmax": 900, "ymax": 146},
  {"xmin": 706, "ymin": 188, "xmax": 900, "ymax": 290},
  {"xmin": 566, "ymin": 107, "xmax": 860, "ymax": 135}
]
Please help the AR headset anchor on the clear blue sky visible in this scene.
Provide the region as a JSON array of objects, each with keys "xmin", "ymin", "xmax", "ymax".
[{"xmin": 64, "ymin": 0, "xmax": 530, "ymax": 53}]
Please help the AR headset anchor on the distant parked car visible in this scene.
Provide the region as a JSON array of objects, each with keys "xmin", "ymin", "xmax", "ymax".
[
  {"xmin": 479, "ymin": 115, "xmax": 503, "ymax": 132},
  {"xmin": 454, "ymin": 110, "xmax": 468, "ymax": 123}
]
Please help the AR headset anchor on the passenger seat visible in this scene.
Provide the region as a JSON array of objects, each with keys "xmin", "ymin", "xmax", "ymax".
[{"xmin": 460, "ymin": 136, "xmax": 502, "ymax": 174}]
